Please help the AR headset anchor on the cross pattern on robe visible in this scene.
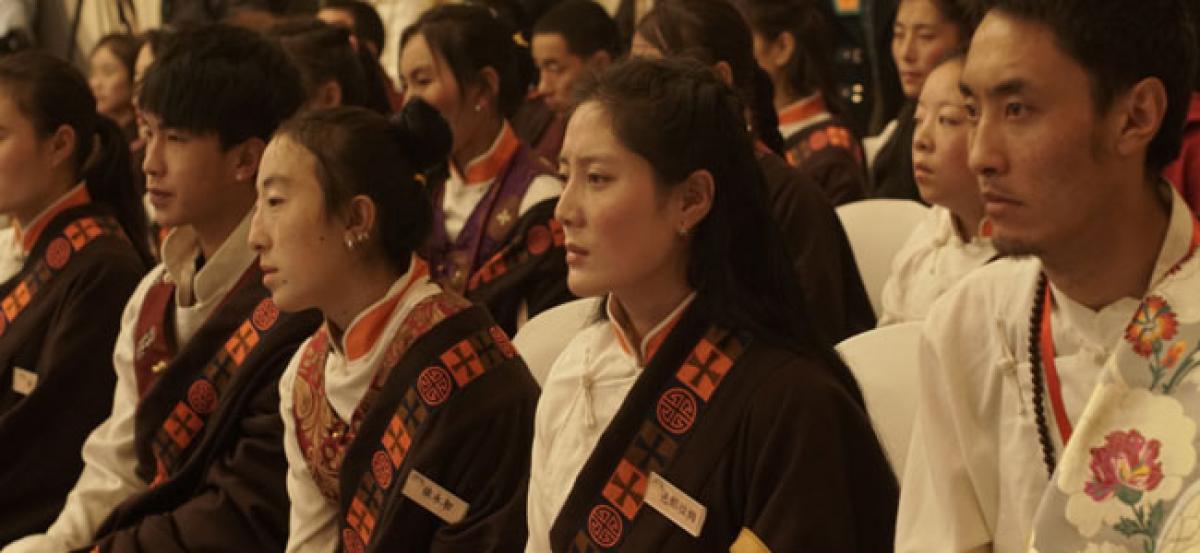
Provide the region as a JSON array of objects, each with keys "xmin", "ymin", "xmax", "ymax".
[
  {"xmin": 678, "ymin": 340, "xmax": 732, "ymax": 401},
  {"xmin": 441, "ymin": 339, "xmax": 486, "ymax": 387},
  {"xmin": 629, "ymin": 423, "xmax": 677, "ymax": 475},
  {"xmin": 603, "ymin": 459, "xmax": 647, "ymax": 519}
]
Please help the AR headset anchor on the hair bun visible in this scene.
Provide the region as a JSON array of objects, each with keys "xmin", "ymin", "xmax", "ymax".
[{"xmin": 390, "ymin": 98, "xmax": 452, "ymax": 172}]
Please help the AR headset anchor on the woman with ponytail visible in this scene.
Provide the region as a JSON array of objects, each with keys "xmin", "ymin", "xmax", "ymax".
[
  {"xmin": 0, "ymin": 51, "xmax": 149, "ymax": 543},
  {"xmin": 251, "ymin": 99, "xmax": 538, "ymax": 553},
  {"xmin": 631, "ymin": 0, "xmax": 875, "ymax": 343}
]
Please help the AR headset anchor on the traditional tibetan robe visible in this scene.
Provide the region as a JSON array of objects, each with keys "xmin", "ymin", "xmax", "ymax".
[
  {"xmin": 527, "ymin": 295, "xmax": 898, "ymax": 552},
  {"xmin": 866, "ymin": 102, "xmax": 922, "ymax": 202},
  {"xmin": 512, "ymin": 97, "xmax": 567, "ymax": 167},
  {"xmin": 0, "ymin": 185, "xmax": 147, "ymax": 544},
  {"xmin": 897, "ymin": 186, "xmax": 1196, "ymax": 553},
  {"xmin": 421, "ymin": 122, "xmax": 571, "ymax": 336},
  {"xmin": 878, "ymin": 206, "xmax": 997, "ymax": 325},
  {"xmin": 778, "ymin": 94, "xmax": 867, "ymax": 207},
  {"xmin": 756, "ymin": 150, "xmax": 876, "ymax": 344},
  {"xmin": 282, "ymin": 257, "xmax": 539, "ymax": 553},
  {"xmin": 3, "ymin": 215, "xmax": 321, "ymax": 553}
]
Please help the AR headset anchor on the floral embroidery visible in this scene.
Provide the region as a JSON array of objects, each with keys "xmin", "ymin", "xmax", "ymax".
[
  {"xmin": 1127, "ymin": 297, "xmax": 1179, "ymax": 358},
  {"xmin": 1084, "ymin": 430, "xmax": 1166, "ymax": 551}
]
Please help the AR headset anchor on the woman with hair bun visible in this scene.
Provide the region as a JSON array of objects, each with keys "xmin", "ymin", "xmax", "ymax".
[{"xmin": 250, "ymin": 99, "xmax": 538, "ymax": 553}]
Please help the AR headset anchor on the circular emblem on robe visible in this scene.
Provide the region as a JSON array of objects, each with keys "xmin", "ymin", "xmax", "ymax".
[
  {"xmin": 656, "ymin": 387, "xmax": 698, "ymax": 435},
  {"xmin": 526, "ymin": 224, "xmax": 551, "ymax": 255},
  {"xmin": 252, "ymin": 300, "xmax": 279, "ymax": 331},
  {"xmin": 587, "ymin": 504, "xmax": 623, "ymax": 548},
  {"xmin": 46, "ymin": 237, "xmax": 71, "ymax": 269},
  {"xmin": 341, "ymin": 528, "xmax": 365, "ymax": 553},
  {"xmin": 371, "ymin": 451, "xmax": 393, "ymax": 489},
  {"xmin": 808, "ymin": 129, "xmax": 830, "ymax": 152},
  {"xmin": 417, "ymin": 366, "xmax": 454, "ymax": 406},
  {"xmin": 187, "ymin": 380, "xmax": 218, "ymax": 415}
]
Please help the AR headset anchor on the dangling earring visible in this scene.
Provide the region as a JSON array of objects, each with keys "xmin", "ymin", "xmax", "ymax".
[{"xmin": 345, "ymin": 237, "xmax": 356, "ymax": 250}]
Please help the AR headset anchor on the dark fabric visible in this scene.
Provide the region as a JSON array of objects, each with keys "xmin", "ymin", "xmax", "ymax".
[
  {"xmin": 87, "ymin": 270, "xmax": 321, "ymax": 553},
  {"xmin": 549, "ymin": 301, "xmax": 898, "ymax": 552},
  {"xmin": 512, "ymin": 98, "xmax": 566, "ymax": 166},
  {"xmin": 0, "ymin": 205, "xmax": 147, "ymax": 544},
  {"xmin": 783, "ymin": 117, "xmax": 867, "ymax": 206},
  {"xmin": 757, "ymin": 153, "xmax": 876, "ymax": 345},
  {"xmin": 339, "ymin": 305, "xmax": 539, "ymax": 553},
  {"xmin": 867, "ymin": 101, "xmax": 922, "ymax": 202}
]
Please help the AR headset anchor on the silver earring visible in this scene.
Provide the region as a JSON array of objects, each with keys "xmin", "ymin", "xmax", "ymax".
[
  {"xmin": 345, "ymin": 237, "xmax": 356, "ymax": 250},
  {"xmin": 677, "ymin": 226, "xmax": 689, "ymax": 238},
  {"xmin": 473, "ymin": 103, "xmax": 482, "ymax": 112}
]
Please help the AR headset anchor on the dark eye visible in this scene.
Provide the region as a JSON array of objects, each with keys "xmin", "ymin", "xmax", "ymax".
[
  {"xmin": 963, "ymin": 103, "xmax": 979, "ymax": 122},
  {"xmin": 1005, "ymin": 102, "xmax": 1027, "ymax": 118}
]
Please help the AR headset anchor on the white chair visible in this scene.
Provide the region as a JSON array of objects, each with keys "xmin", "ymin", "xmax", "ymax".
[
  {"xmin": 835, "ymin": 199, "xmax": 929, "ymax": 317},
  {"xmin": 835, "ymin": 321, "xmax": 923, "ymax": 478},
  {"xmin": 513, "ymin": 297, "xmax": 601, "ymax": 386}
]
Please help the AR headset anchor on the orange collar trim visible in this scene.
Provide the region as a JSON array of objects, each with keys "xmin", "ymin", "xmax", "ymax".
[
  {"xmin": 778, "ymin": 94, "xmax": 828, "ymax": 128},
  {"xmin": 457, "ymin": 123, "xmax": 521, "ymax": 186},
  {"xmin": 15, "ymin": 184, "xmax": 91, "ymax": 253},
  {"xmin": 340, "ymin": 257, "xmax": 432, "ymax": 362},
  {"xmin": 606, "ymin": 292, "xmax": 696, "ymax": 366}
]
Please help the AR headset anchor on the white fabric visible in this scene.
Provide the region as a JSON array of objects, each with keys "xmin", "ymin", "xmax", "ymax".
[
  {"xmin": 836, "ymin": 199, "xmax": 929, "ymax": 317},
  {"xmin": 3, "ymin": 216, "xmax": 256, "ymax": 553},
  {"xmin": 895, "ymin": 190, "xmax": 1195, "ymax": 553},
  {"xmin": 0, "ymin": 227, "xmax": 23, "ymax": 284},
  {"xmin": 863, "ymin": 118, "xmax": 899, "ymax": 170},
  {"xmin": 878, "ymin": 206, "xmax": 997, "ymax": 325},
  {"xmin": 525, "ymin": 293, "xmax": 695, "ymax": 553},
  {"xmin": 282, "ymin": 261, "xmax": 440, "ymax": 553},
  {"xmin": 513, "ymin": 297, "xmax": 600, "ymax": 386},
  {"xmin": 835, "ymin": 321, "xmax": 923, "ymax": 477}
]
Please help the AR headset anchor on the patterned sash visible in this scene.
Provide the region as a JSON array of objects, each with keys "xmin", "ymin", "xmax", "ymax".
[
  {"xmin": 467, "ymin": 216, "xmax": 564, "ymax": 293},
  {"xmin": 293, "ymin": 293, "xmax": 470, "ymax": 501},
  {"xmin": 148, "ymin": 293, "xmax": 284, "ymax": 485},
  {"xmin": 566, "ymin": 326, "xmax": 748, "ymax": 552},
  {"xmin": 1030, "ymin": 216, "xmax": 1200, "ymax": 552},
  {"xmin": 339, "ymin": 314, "xmax": 519, "ymax": 553},
  {"xmin": 0, "ymin": 215, "xmax": 122, "ymax": 339}
]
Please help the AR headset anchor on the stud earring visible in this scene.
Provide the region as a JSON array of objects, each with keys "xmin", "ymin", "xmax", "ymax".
[{"xmin": 474, "ymin": 103, "xmax": 483, "ymax": 112}]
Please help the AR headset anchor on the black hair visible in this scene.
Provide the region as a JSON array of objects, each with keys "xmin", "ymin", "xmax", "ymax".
[
  {"xmin": 533, "ymin": 0, "xmax": 621, "ymax": 59},
  {"xmin": 91, "ymin": 33, "xmax": 143, "ymax": 78},
  {"xmin": 271, "ymin": 17, "xmax": 391, "ymax": 114},
  {"xmin": 401, "ymin": 3, "xmax": 528, "ymax": 118},
  {"xmin": 928, "ymin": 0, "xmax": 980, "ymax": 37},
  {"xmin": 573, "ymin": 56, "xmax": 866, "ymax": 406},
  {"xmin": 735, "ymin": 0, "xmax": 844, "ymax": 116},
  {"xmin": 276, "ymin": 100, "xmax": 451, "ymax": 272},
  {"xmin": 636, "ymin": 0, "xmax": 787, "ymax": 155},
  {"xmin": 0, "ymin": 52, "xmax": 152, "ymax": 265},
  {"xmin": 321, "ymin": 0, "xmax": 387, "ymax": 57},
  {"xmin": 138, "ymin": 28, "xmax": 176, "ymax": 59},
  {"xmin": 982, "ymin": 0, "xmax": 1196, "ymax": 174},
  {"xmin": 139, "ymin": 23, "xmax": 305, "ymax": 149}
]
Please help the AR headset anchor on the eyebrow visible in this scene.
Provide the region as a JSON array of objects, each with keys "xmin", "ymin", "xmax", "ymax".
[
  {"xmin": 961, "ymin": 77, "xmax": 1027, "ymax": 99},
  {"xmin": 260, "ymin": 175, "xmax": 291, "ymax": 189},
  {"xmin": 560, "ymin": 154, "xmax": 617, "ymax": 166}
]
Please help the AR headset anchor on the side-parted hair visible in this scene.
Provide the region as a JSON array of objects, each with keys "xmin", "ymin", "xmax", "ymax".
[
  {"xmin": 533, "ymin": 0, "xmax": 621, "ymax": 59},
  {"xmin": 321, "ymin": 0, "xmax": 387, "ymax": 56},
  {"xmin": 92, "ymin": 33, "xmax": 144, "ymax": 78},
  {"xmin": 139, "ymin": 24, "xmax": 305, "ymax": 149},
  {"xmin": 573, "ymin": 57, "xmax": 866, "ymax": 406},
  {"xmin": 401, "ymin": 3, "xmax": 528, "ymax": 119},
  {"xmin": 735, "ymin": 0, "xmax": 843, "ymax": 116},
  {"xmin": 0, "ymin": 52, "xmax": 152, "ymax": 265},
  {"xmin": 275, "ymin": 99, "xmax": 451, "ymax": 272},
  {"xmin": 982, "ymin": 0, "xmax": 1196, "ymax": 173},
  {"xmin": 271, "ymin": 17, "xmax": 391, "ymax": 114},
  {"xmin": 636, "ymin": 0, "xmax": 787, "ymax": 155}
]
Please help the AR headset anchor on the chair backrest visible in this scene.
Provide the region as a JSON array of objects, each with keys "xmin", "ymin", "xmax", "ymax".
[
  {"xmin": 835, "ymin": 321, "xmax": 923, "ymax": 478},
  {"xmin": 835, "ymin": 199, "xmax": 929, "ymax": 317},
  {"xmin": 513, "ymin": 297, "xmax": 601, "ymax": 386}
]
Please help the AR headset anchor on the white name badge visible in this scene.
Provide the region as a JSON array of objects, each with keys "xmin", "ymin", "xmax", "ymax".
[
  {"xmin": 11, "ymin": 367, "xmax": 36, "ymax": 396},
  {"xmin": 402, "ymin": 469, "xmax": 469, "ymax": 524},
  {"xmin": 645, "ymin": 472, "xmax": 706, "ymax": 538}
]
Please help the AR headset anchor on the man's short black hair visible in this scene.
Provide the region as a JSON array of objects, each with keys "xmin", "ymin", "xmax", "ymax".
[
  {"xmin": 139, "ymin": 23, "xmax": 304, "ymax": 149},
  {"xmin": 983, "ymin": 0, "xmax": 1197, "ymax": 174},
  {"xmin": 532, "ymin": 0, "xmax": 620, "ymax": 59},
  {"xmin": 321, "ymin": 0, "xmax": 386, "ymax": 56}
]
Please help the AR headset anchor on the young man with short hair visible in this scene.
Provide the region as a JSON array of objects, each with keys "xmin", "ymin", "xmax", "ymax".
[{"xmin": 896, "ymin": 1, "xmax": 1199, "ymax": 551}]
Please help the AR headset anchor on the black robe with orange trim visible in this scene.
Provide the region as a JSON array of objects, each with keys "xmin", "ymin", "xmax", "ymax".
[
  {"xmin": 782, "ymin": 117, "xmax": 867, "ymax": 207},
  {"xmin": 83, "ymin": 272, "xmax": 322, "ymax": 552},
  {"xmin": 549, "ymin": 300, "xmax": 898, "ymax": 552},
  {"xmin": 0, "ymin": 205, "xmax": 147, "ymax": 544},
  {"xmin": 757, "ymin": 153, "xmax": 876, "ymax": 344},
  {"xmin": 336, "ymin": 301, "xmax": 539, "ymax": 552}
]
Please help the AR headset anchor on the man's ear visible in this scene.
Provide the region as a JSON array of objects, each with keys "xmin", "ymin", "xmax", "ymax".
[
  {"xmin": 232, "ymin": 136, "xmax": 267, "ymax": 184},
  {"xmin": 312, "ymin": 80, "xmax": 344, "ymax": 110},
  {"xmin": 47, "ymin": 124, "xmax": 78, "ymax": 170},
  {"xmin": 1113, "ymin": 76, "xmax": 1168, "ymax": 162},
  {"xmin": 587, "ymin": 50, "xmax": 612, "ymax": 71}
]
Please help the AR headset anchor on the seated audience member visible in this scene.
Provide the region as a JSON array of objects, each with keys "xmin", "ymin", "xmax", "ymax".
[
  {"xmin": 737, "ymin": 0, "xmax": 867, "ymax": 206},
  {"xmin": 897, "ymin": 1, "xmax": 1200, "ymax": 551},
  {"xmin": 3, "ymin": 24, "xmax": 322, "ymax": 553},
  {"xmin": 256, "ymin": 100, "xmax": 538, "ymax": 553},
  {"xmin": 88, "ymin": 33, "xmax": 143, "ymax": 142},
  {"xmin": 878, "ymin": 53, "xmax": 996, "ymax": 325},
  {"xmin": 526, "ymin": 57, "xmax": 897, "ymax": 552},
  {"xmin": 272, "ymin": 17, "xmax": 392, "ymax": 114},
  {"xmin": 400, "ymin": 4, "xmax": 572, "ymax": 336},
  {"xmin": 0, "ymin": 51, "xmax": 150, "ymax": 545},
  {"xmin": 632, "ymin": 0, "xmax": 876, "ymax": 343},
  {"xmin": 316, "ymin": 0, "xmax": 405, "ymax": 111}
]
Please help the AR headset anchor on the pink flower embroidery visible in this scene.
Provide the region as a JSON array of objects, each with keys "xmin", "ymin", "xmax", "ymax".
[
  {"xmin": 1125, "ymin": 297, "xmax": 1179, "ymax": 357},
  {"xmin": 1084, "ymin": 430, "xmax": 1164, "ymax": 506}
]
